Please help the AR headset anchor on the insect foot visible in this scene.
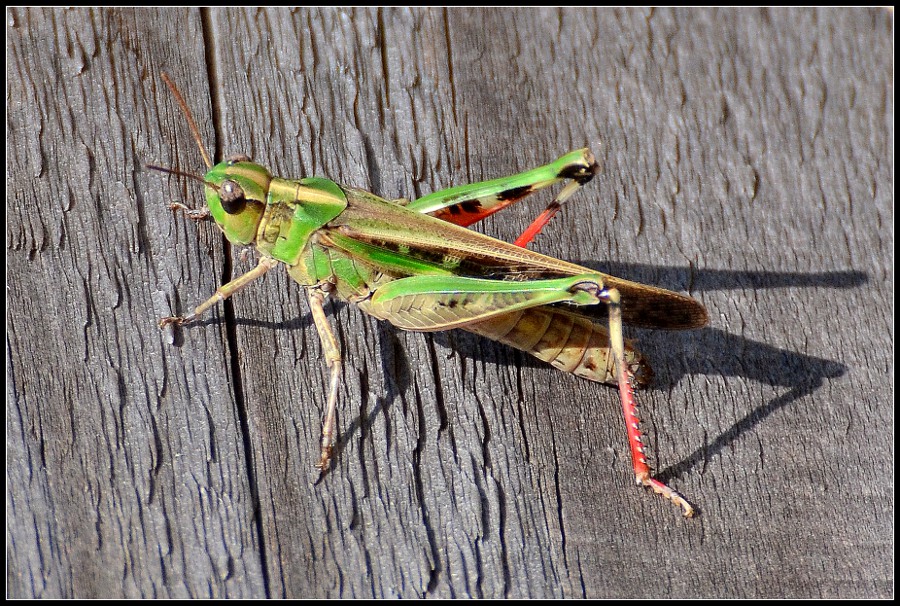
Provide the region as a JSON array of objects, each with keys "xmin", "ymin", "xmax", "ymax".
[
  {"xmin": 168, "ymin": 202, "xmax": 211, "ymax": 221},
  {"xmin": 636, "ymin": 472, "xmax": 696, "ymax": 518},
  {"xmin": 159, "ymin": 314, "xmax": 192, "ymax": 329},
  {"xmin": 315, "ymin": 444, "xmax": 334, "ymax": 474}
]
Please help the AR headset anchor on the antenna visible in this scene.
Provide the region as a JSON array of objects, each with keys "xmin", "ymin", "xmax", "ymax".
[
  {"xmin": 160, "ymin": 72, "xmax": 213, "ymax": 169},
  {"xmin": 144, "ymin": 164, "xmax": 219, "ymax": 192}
]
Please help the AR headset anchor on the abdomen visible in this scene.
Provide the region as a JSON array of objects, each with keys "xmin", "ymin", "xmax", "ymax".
[{"xmin": 463, "ymin": 306, "xmax": 652, "ymax": 387}]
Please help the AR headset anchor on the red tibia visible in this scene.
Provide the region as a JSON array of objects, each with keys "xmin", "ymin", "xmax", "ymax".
[
  {"xmin": 513, "ymin": 203, "xmax": 561, "ymax": 248},
  {"xmin": 618, "ymin": 366, "xmax": 695, "ymax": 517},
  {"xmin": 617, "ymin": 372, "xmax": 653, "ymax": 480}
]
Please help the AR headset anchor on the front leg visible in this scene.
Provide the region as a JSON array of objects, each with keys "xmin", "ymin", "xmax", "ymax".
[{"xmin": 160, "ymin": 256, "xmax": 278, "ymax": 328}]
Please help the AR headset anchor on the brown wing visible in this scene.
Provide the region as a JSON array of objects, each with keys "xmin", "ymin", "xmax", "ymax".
[
  {"xmin": 578, "ymin": 274, "xmax": 709, "ymax": 330},
  {"xmin": 328, "ymin": 186, "xmax": 708, "ymax": 330}
]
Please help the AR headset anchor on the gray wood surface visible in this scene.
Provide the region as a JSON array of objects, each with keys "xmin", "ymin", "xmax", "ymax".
[{"xmin": 7, "ymin": 7, "xmax": 893, "ymax": 598}]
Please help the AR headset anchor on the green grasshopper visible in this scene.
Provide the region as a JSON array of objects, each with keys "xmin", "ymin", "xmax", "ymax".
[{"xmin": 152, "ymin": 74, "xmax": 708, "ymax": 517}]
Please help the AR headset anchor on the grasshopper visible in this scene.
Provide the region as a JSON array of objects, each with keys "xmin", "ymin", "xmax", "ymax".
[{"xmin": 152, "ymin": 74, "xmax": 708, "ymax": 516}]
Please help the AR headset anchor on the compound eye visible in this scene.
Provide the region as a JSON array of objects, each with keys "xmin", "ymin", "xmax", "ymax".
[
  {"xmin": 220, "ymin": 179, "xmax": 246, "ymax": 214},
  {"xmin": 226, "ymin": 154, "xmax": 252, "ymax": 164}
]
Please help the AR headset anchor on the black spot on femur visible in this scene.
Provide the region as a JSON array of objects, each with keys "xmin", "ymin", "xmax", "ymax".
[
  {"xmin": 458, "ymin": 200, "xmax": 483, "ymax": 214},
  {"xmin": 557, "ymin": 160, "xmax": 600, "ymax": 184},
  {"xmin": 496, "ymin": 185, "xmax": 532, "ymax": 202}
]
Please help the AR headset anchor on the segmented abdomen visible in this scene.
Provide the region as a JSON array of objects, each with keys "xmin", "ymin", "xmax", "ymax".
[{"xmin": 463, "ymin": 306, "xmax": 652, "ymax": 388}]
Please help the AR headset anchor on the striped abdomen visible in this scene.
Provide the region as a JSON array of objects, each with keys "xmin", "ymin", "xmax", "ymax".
[{"xmin": 463, "ymin": 306, "xmax": 652, "ymax": 388}]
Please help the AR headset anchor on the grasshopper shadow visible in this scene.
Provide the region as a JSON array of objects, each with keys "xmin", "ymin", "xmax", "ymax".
[
  {"xmin": 213, "ymin": 264, "xmax": 860, "ymax": 483},
  {"xmin": 593, "ymin": 261, "xmax": 860, "ymax": 483},
  {"xmin": 432, "ymin": 263, "xmax": 859, "ymax": 482}
]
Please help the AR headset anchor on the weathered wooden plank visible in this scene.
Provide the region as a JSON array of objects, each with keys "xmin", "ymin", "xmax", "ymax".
[
  {"xmin": 6, "ymin": 7, "xmax": 264, "ymax": 598},
  {"xmin": 7, "ymin": 6, "xmax": 893, "ymax": 598}
]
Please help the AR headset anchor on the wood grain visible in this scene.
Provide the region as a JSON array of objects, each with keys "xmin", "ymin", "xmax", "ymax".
[{"xmin": 7, "ymin": 7, "xmax": 893, "ymax": 598}]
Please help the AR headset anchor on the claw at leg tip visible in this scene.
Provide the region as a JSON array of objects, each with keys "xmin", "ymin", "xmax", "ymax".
[
  {"xmin": 315, "ymin": 446, "xmax": 333, "ymax": 474},
  {"xmin": 637, "ymin": 473, "xmax": 696, "ymax": 518}
]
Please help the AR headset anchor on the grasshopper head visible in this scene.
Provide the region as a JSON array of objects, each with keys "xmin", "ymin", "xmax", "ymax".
[{"xmin": 203, "ymin": 157, "xmax": 270, "ymax": 245}]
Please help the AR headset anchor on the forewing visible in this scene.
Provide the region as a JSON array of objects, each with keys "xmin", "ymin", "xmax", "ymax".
[{"xmin": 328, "ymin": 187, "xmax": 708, "ymax": 330}]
